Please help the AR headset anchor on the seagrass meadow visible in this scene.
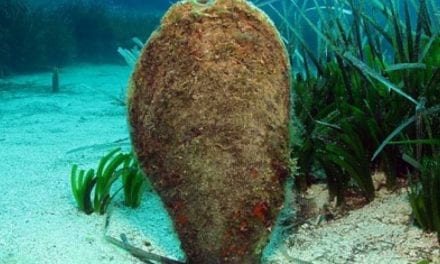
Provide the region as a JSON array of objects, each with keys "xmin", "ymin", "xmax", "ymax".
[{"xmin": 273, "ymin": 0, "xmax": 440, "ymax": 252}]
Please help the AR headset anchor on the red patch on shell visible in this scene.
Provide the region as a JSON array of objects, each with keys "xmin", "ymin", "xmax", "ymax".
[{"xmin": 252, "ymin": 201, "xmax": 270, "ymax": 226}]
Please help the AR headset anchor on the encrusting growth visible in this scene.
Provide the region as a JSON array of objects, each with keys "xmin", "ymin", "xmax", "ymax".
[{"xmin": 128, "ymin": 0, "xmax": 291, "ymax": 262}]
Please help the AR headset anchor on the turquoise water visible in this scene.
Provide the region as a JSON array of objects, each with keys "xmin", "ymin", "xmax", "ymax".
[{"xmin": 0, "ymin": 0, "xmax": 439, "ymax": 263}]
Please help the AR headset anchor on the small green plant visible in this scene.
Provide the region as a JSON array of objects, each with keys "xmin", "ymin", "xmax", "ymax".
[
  {"xmin": 408, "ymin": 156, "xmax": 440, "ymax": 241},
  {"xmin": 70, "ymin": 165, "xmax": 96, "ymax": 215},
  {"xmin": 121, "ymin": 154, "xmax": 151, "ymax": 208},
  {"xmin": 70, "ymin": 148, "xmax": 148, "ymax": 214},
  {"xmin": 93, "ymin": 148, "xmax": 127, "ymax": 214}
]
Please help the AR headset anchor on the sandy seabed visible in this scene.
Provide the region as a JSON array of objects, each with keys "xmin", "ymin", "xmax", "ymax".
[
  {"xmin": 0, "ymin": 65, "xmax": 184, "ymax": 264},
  {"xmin": 0, "ymin": 64, "xmax": 438, "ymax": 264}
]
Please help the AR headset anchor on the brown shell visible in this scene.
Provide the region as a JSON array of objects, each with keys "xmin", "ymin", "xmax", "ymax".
[{"xmin": 128, "ymin": 0, "xmax": 291, "ymax": 263}]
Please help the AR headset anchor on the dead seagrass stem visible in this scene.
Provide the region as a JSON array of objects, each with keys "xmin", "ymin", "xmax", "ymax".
[{"xmin": 128, "ymin": 0, "xmax": 291, "ymax": 263}]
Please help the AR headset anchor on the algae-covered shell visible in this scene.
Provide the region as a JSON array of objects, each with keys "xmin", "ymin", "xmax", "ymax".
[{"xmin": 128, "ymin": 0, "xmax": 291, "ymax": 263}]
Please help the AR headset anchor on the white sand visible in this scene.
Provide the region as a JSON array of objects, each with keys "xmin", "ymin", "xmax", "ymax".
[
  {"xmin": 0, "ymin": 64, "xmax": 438, "ymax": 264},
  {"xmin": 267, "ymin": 190, "xmax": 440, "ymax": 264},
  {"xmin": 0, "ymin": 65, "xmax": 184, "ymax": 264}
]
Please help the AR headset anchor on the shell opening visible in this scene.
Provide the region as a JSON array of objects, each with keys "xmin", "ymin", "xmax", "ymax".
[{"xmin": 192, "ymin": 0, "xmax": 215, "ymax": 6}]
